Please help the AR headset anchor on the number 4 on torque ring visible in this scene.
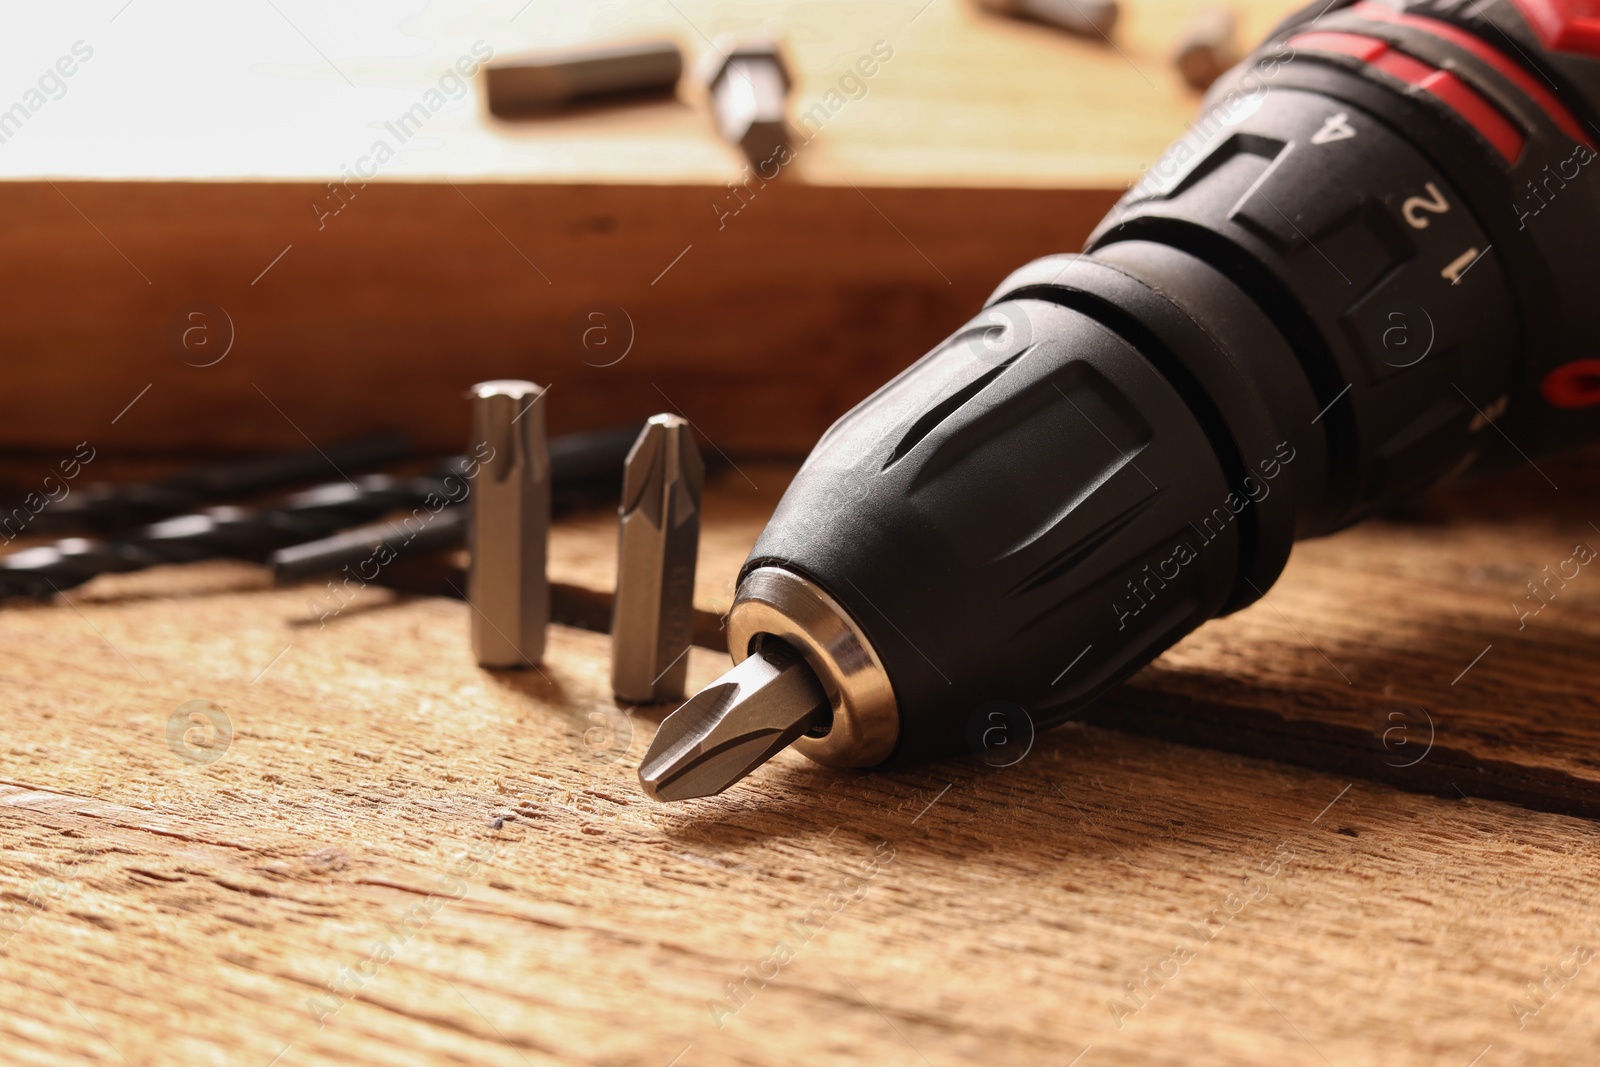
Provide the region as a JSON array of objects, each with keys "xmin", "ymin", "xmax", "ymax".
[{"xmin": 1311, "ymin": 111, "xmax": 1357, "ymax": 144}]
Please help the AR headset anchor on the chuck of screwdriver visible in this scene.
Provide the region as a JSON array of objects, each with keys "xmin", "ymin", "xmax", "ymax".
[
  {"xmin": 611, "ymin": 414, "xmax": 704, "ymax": 704},
  {"xmin": 467, "ymin": 380, "xmax": 550, "ymax": 669}
]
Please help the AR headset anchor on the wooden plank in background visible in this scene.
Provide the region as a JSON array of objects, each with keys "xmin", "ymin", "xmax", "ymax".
[
  {"xmin": 0, "ymin": 0, "xmax": 1308, "ymax": 458},
  {"xmin": 1, "ymin": 0, "xmax": 1303, "ymax": 187},
  {"xmin": 0, "ymin": 180, "xmax": 1119, "ymax": 456}
]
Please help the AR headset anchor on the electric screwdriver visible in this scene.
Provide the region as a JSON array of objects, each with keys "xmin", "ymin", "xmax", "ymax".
[{"xmin": 639, "ymin": 0, "xmax": 1600, "ymax": 801}]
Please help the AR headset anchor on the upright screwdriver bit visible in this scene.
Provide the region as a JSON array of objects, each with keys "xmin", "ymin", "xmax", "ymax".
[
  {"xmin": 611, "ymin": 414, "xmax": 704, "ymax": 703},
  {"xmin": 468, "ymin": 380, "xmax": 550, "ymax": 668}
]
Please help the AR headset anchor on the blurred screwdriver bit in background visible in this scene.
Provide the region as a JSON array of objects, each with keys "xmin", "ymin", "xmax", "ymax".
[
  {"xmin": 467, "ymin": 380, "xmax": 550, "ymax": 669},
  {"xmin": 975, "ymin": 0, "xmax": 1119, "ymax": 39},
  {"xmin": 700, "ymin": 35, "xmax": 792, "ymax": 165},
  {"xmin": 484, "ymin": 39, "xmax": 683, "ymax": 117},
  {"xmin": 1174, "ymin": 8, "xmax": 1239, "ymax": 91},
  {"xmin": 611, "ymin": 414, "xmax": 704, "ymax": 704}
]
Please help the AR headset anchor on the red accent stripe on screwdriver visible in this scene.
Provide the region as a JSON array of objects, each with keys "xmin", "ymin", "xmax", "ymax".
[
  {"xmin": 1288, "ymin": 30, "xmax": 1527, "ymax": 161},
  {"xmin": 1353, "ymin": 1, "xmax": 1594, "ymax": 148}
]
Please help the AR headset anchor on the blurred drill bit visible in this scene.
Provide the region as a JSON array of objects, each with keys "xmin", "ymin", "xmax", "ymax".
[
  {"xmin": 0, "ymin": 423, "xmax": 709, "ymax": 604},
  {"xmin": 0, "ymin": 475, "xmax": 427, "ymax": 599},
  {"xmin": 270, "ymin": 508, "xmax": 468, "ymax": 584},
  {"xmin": 12, "ymin": 433, "xmax": 411, "ymax": 534},
  {"xmin": 468, "ymin": 380, "xmax": 550, "ymax": 669},
  {"xmin": 701, "ymin": 36, "xmax": 792, "ymax": 165},
  {"xmin": 638, "ymin": 638, "xmax": 830, "ymax": 801},
  {"xmin": 611, "ymin": 415, "xmax": 704, "ymax": 704}
]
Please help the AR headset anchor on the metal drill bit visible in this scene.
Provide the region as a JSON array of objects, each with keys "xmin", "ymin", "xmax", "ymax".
[
  {"xmin": 977, "ymin": 0, "xmax": 1119, "ymax": 39},
  {"xmin": 0, "ymin": 475, "xmax": 423, "ymax": 599},
  {"xmin": 701, "ymin": 36, "xmax": 792, "ymax": 165},
  {"xmin": 467, "ymin": 380, "xmax": 550, "ymax": 668},
  {"xmin": 271, "ymin": 508, "xmax": 468, "ymax": 584},
  {"xmin": 639, "ymin": 638, "xmax": 830, "ymax": 802},
  {"xmin": 484, "ymin": 39, "xmax": 684, "ymax": 117},
  {"xmin": 611, "ymin": 415, "xmax": 704, "ymax": 704},
  {"xmin": 11, "ymin": 433, "xmax": 411, "ymax": 534}
]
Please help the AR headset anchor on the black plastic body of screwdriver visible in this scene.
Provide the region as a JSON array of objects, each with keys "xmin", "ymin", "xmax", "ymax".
[{"xmin": 741, "ymin": 0, "xmax": 1600, "ymax": 769}]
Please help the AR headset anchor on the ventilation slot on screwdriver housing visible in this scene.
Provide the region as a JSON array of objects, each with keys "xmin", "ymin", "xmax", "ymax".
[{"xmin": 882, "ymin": 347, "xmax": 1030, "ymax": 469}]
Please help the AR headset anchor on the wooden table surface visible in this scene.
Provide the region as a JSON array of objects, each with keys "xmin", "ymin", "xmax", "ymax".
[{"xmin": 3, "ymin": 446, "xmax": 1600, "ymax": 1067}]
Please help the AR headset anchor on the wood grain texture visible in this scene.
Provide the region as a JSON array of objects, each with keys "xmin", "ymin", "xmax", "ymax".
[{"xmin": 3, "ymin": 452, "xmax": 1600, "ymax": 1066}]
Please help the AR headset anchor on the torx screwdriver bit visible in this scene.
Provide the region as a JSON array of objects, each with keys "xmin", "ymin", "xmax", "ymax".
[
  {"xmin": 468, "ymin": 380, "xmax": 550, "ymax": 668},
  {"xmin": 638, "ymin": 638, "xmax": 830, "ymax": 802},
  {"xmin": 484, "ymin": 40, "xmax": 684, "ymax": 117},
  {"xmin": 700, "ymin": 36, "xmax": 792, "ymax": 166},
  {"xmin": 977, "ymin": 0, "xmax": 1119, "ymax": 40},
  {"xmin": 611, "ymin": 414, "xmax": 704, "ymax": 704}
]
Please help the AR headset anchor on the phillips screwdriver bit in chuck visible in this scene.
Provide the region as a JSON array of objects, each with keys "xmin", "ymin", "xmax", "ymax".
[
  {"xmin": 643, "ymin": 2, "xmax": 1600, "ymax": 801},
  {"xmin": 611, "ymin": 415, "xmax": 704, "ymax": 704},
  {"xmin": 467, "ymin": 380, "xmax": 549, "ymax": 669},
  {"xmin": 639, "ymin": 638, "xmax": 829, "ymax": 802}
]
